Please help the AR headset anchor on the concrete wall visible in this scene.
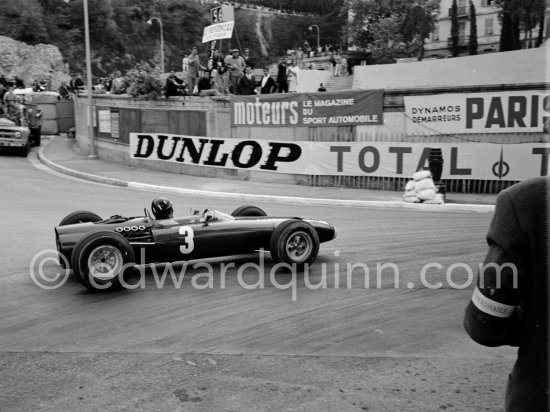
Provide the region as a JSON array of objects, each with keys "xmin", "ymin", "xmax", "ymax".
[{"xmin": 353, "ymin": 47, "xmax": 549, "ymax": 91}]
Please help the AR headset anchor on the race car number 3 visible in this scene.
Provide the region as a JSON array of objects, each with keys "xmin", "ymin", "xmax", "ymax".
[{"xmin": 178, "ymin": 226, "xmax": 195, "ymax": 254}]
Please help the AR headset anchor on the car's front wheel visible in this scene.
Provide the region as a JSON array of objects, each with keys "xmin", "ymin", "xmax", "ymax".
[
  {"xmin": 269, "ymin": 220, "xmax": 320, "ymax": 267},
  {"xmin": 71, "ymin": 231, "xmax": 135, "ymax": 292}
]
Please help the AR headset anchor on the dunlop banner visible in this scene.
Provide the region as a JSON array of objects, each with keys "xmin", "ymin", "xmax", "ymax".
[
  {"xmin": 130, "ymin": 133, "xmax": 549, "ymax": 180},
  {"xmin": 230, "ymin": 90, "xmax": 384, "ymax": 127},
  {"xmin": 404, "ymin": 91, "xmax": 550, "ymax": 134}
]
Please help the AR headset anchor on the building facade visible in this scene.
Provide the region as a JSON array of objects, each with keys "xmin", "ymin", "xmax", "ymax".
[{"xmin": 424, "ymin": 0, "xmax": 549, "ymax": 58}]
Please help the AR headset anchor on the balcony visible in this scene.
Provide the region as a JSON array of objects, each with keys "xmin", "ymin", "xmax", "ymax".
[
  {"xmin": 447, "ymin": 35, "xmax": 469, "ymax": 47},
  {"xmin": 447, "ymin": 6, "xmax": 468, "ymax": 17}
]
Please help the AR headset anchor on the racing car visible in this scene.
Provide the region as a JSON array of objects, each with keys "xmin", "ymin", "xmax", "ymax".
[{"xmin": 55, "ymin": 204, "xmax": 337, "ymax": 291}]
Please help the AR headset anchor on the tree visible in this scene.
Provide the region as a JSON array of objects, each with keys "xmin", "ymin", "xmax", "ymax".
[
  {"xmin": 347, "ymin": 0, "xmax": 439, "ymax": 64},
  {"xmin": 468, "ymin": 0, "xmax": 478, "ymax": 55},
  {"xmin": 450, "ymin": 0, "xmax": 459, "ymax": 57},
  {"xmin": 496, "ymin": 0, "xmax": 546, "ymax": 50}
]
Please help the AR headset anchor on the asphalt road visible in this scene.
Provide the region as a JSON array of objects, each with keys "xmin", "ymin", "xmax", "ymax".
[{"xmin": 0, "ymin": 150, "xmax": 516, "ymax": 412}]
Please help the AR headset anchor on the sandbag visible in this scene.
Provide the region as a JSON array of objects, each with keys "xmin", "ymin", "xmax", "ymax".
[
  {"xmin": 413, "ymin": 170, "xmax": 432, "ymax": 181},
  {"xmin": 416, "ymin": 188, "xmax": 436, "ymax": 201},
  {"xmin": 415, "ymin": 178, "xmax": 436, "ymax": 191}
]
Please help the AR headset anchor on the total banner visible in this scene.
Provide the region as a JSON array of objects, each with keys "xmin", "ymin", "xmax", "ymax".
[
  {"xmin": 130, "ymin": 133, "xmax": 549, "ymax": 180},
  {"xmin": 230, "ymin": 90, "xmax": 384, "ymax": 127},
  {"xmin": 404, "ymin": 91, "xmax": 550, "ymax": 135}
]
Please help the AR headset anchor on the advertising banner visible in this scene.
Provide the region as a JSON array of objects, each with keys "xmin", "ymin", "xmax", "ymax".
[
  {"xmin": 202, "ymin": 21, "xmax": 234, "ymax": 43},
  {"xmin": 404, "ymin": 91, "xmax": 550, "ymax": 134},
  {"xmin": 230, "ymin": 90, "xmax": 384, "ymax": 127},
  {"xmin": 130, "ymin": 133, "xmax": 549, "ymax": 180}
]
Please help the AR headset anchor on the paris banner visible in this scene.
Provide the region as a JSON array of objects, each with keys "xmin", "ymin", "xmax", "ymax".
[{"xmin": 230, "ymin": 90, "xmax": 384, "ymax": 127}]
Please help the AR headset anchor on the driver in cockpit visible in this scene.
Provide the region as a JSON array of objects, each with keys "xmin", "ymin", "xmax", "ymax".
[{"xmin": 151, "ymin": 197, "xmax": 175, "ymax": 220}]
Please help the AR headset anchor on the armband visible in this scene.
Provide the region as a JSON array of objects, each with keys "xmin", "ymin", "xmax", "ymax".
[{"xmin": 471, "ymin": 287, "xmax": 517, "ymax": 318}]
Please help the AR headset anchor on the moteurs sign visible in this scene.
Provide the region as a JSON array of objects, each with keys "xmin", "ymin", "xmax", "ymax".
[{"xmin": 231, "ymin": 90, "xmax": 384, "ymax": 127}]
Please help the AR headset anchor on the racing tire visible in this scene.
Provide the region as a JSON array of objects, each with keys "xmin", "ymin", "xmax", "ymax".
[
  {"xmin": 269, "ymin": 220, "xmax": 320, "ymax": 268},
  {"xmin": 57, "ymin": 211, "xmax": 103, "ymax": 269},
  {"xmin": 231, "ymin": 205, "xmax": 267, "ymax": 217},
  {"xmin": 59, "ymin": 210, "xmax": 102, "ymax": 226},
  {"xmin": 71, "ymin": 231, "xmax": 135, "ymax": 292}
]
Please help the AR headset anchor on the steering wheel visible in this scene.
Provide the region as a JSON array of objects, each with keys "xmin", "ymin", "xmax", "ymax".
[{"xmin": 144, "ymin": 208, "xmax": 153, "ymax": 219}]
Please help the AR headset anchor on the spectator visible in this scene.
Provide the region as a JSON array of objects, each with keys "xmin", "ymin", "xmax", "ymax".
[
  {"xmin": 165, "ymin": 69, "xmax": 186, "ymax": 97},
  {"xmin": 110, "ymin": 71, "xmax": 127, "ymax": 95},
  {"xmin": 58, "ymin": 82, "xmax": 70, "ymax": 99},
  {"xmin": 69, "ymin": 73, "xmax": 85, "ymax": 94},
  {"xmin": 225, "ymin": 48, "xmax": 245, "ymax": 94},
  {"xmin": 209, "ymin": 49, "xmax": 229, "ymax": 95},
  {"xmin": 330, "ymin": 53, "xmax": 337, "ymax": 76},
  {"xmin": 3, "ymin": 85, "xmax": 16, "ymax": 111},
  {"xmin": 186, "ymin": 46, "xmax": 206, "ymax": 94},
  {"xmin": 464, "ymin": 176, "xmax": 549, "ymax": 411},
  {"xmin": 335, "ymin": 54, "xmax": 342, "ymax": 77},
  {"xmin": 242, "ymin": 48, "xmax": 254, "ymax": 69},
  {"xmin": 276, "ymin": 59, "xmax": 288, "ymax": 93},
  {"xmin": 236, "ymin": 66, "xmax": 256, "ymax": 95},
  {"xmin": 197, "ymin": 71, "xmax": 221, "ymax": 96},
  {"xmin": 317, "ymin": 83, "xmax": 326, "ymax": 92},
  {"xmin": 27, "ymin": 108, "xmax": 43, "ymax": 147},
  {"xmin": 286, "ymin": 60, "xmax": 299, "ymax": 93},
  {"xmin": 340, "ymin": 56, "xmax": 348, "ymax": 76},
  {"xmin": 257, "ymin": 67, "xmax": 277, "ymax": 94}
]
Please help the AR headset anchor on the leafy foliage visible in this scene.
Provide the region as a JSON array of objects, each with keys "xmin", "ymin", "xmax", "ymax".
[
  {"xmin": 125, "ymin": 63, "xmax": 164, "ymax": 100},
  {"xmin": 450, "ymin": 0, "xmax": 459, "ymax": 57},
  {"xmin": 468, "ymin": 0, "xmax": 478, "ymax": 55},
  {"xmin": 495, "ymin": 0, "xmax": 546, "ymax": 50},
  {"xmin": 347, "ymin": 0, "xmax": 439, "ymax": 63},
  {"xmin": 0, "ymin": 0, "xmax": 346, "ymax": 78}
]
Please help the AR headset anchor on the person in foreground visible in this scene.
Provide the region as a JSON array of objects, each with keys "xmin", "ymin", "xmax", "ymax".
[{"xmin": 464, "ymin": 176, "xmax": 549, "ymax": 412}]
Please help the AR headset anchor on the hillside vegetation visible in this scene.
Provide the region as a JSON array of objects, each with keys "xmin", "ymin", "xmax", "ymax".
[{"xmin": 0, "ymin": 0, "xmax": 346, "ymax": 77}]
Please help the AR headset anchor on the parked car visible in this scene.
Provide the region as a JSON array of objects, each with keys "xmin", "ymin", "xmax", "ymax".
[
  {"xmin": 55, "ymin": 204, "xmax": 337, "ymax": 291},
  {"xmin": 0, "ymin": 114, "xmax": 31, "ymax": 156}
]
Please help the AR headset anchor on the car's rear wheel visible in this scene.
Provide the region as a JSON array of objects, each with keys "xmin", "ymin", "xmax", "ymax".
[
  {"xmin": 59, "ymin": 210, "xmax": 102, "ymax": 226},
  {"xmin": 231, "ymin": 205, "xmax": 267, "ymax": 217},
  {"xmin": 269, "ymin": 220, "xmax": 320, "ymax": 267},
  {"xmin": 71, "ymin": 231, "xmax": 135, "ymax": 292},
  {"xmin": 57, "ymin": 211, "xmax": 103, "ymax": 268}
]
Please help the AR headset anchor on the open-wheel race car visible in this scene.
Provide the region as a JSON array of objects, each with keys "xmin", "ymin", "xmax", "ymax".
[{"xmin": 55, "ymin": 202, "xmax": 337, "ymax": 291}]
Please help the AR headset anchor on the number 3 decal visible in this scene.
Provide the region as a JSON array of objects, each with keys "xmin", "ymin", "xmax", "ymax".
[{"xmin": 178, "ymin": 226, "xmax": 195, "ymax": 254}]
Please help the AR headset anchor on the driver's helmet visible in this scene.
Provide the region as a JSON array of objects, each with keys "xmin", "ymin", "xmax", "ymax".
[{"xmin": 151, "ymin": 197, "xmax": 174, "ymax": 219}]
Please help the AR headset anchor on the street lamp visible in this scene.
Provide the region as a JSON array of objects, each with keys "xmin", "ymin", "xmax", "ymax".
[
  {"xmin": 147, "ymin": 17, "xmax": 165, "ymax": 73},
  {"xmin": 83, "ymin": 0, "xmax": 96, "ymax": 158},
  {"xmin": 308, "ymin": 24, "xmax": 320, "ymax": 50}
]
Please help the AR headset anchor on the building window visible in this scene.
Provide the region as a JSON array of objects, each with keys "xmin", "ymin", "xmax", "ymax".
[
  {"xmin": 482, "ymin": 0, "xmax": 495, "ymax": 6},
  {"xmin": 485, "ymin": 18, "xmax": 493, "ymax": 35}
]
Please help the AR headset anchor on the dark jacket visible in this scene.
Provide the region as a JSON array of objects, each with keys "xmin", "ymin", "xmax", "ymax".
[
  {"xmin": 237, "ymin": 74, "xmax": 256, "ymax": 95},
  {"xmin": 464, "ymin": 176, "xmax": 549, "ymax": 411},
  {"xmin": 257, "ymin": 75, "xmax": 277, "ymax": 94}
]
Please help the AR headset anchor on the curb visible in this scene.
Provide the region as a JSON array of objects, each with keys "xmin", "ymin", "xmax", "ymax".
[{"xmin": 37, "ymin": 139, "xmax": 494, "ymax": 213}]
